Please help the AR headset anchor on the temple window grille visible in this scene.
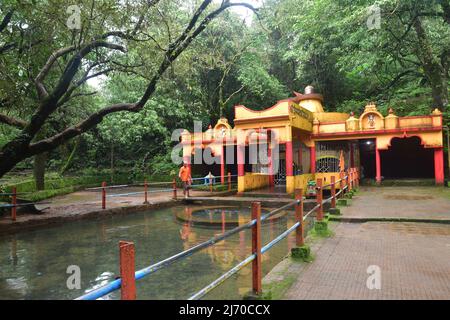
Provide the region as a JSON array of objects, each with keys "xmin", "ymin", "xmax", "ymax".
[{"xmin": 316, "ymin": 141, "xmax": 350, "ymax": 173}]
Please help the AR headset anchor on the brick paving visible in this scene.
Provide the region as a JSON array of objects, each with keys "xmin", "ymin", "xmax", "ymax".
[
  {"xmin": 285, "ymin": 222, "xmax": 450, "ymax": 299},
  {"xmin": 345, "ymin": 186, "xmax": 450, "ymax": 220},
  {"xmin": 284, "ymin": 186, "xmax": 450, "ymax": 300}
]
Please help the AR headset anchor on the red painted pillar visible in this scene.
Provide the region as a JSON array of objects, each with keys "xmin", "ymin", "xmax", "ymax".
[
  {"xmin": 316, "ymin": 178, "xmax": 323, "ymax": 221},
  {"xmin": 310, "ymin": 145, "xmax": 316, "ymax": 173},
  {"xmin": 298, "ymin": 147, "xmax": 302, "ymax": 173},
  {"xmin": 286, "ymin": 141, "xmax": 294, "ymax": 177},
  {"xmin": 434, "ymin": 147, "xmax": 445, "ymax": 185},
  {"xmin": 220, "ymin": 146, "xmax": 225, "ymax": 185},
  {"xmin": 268, "ymin": 145, "xmax": 274, "ymax": 187},
  {"xmin": 102, "ymin": 182, "xmax": 106, "ymax": 209},
  {"xmin": 294, "ymin": 189, "xmax": 304, "ymax": 246},
  {"xmin": 237, "ymin": 144, "xmax": 245, "ymax": 177},
  {"xmin": 375, "ymin": 148, "xmax": 381, "ymax": 185},
  {"xmin": 331, "ymin": 176, "xmax": 336, "ymax": 209},
  {"xmin": 350, "ymin": 143, "xmax": 355, "ymax": 168},
  {"xmin": 172, "ymin": 178, "xmax": 177, "ymax": 199},
  {"xmin": 119, "ymin": 241, "xmax": 136, "ymax": 300},
  {"xmin": 143, "ymin": 179, "xmax": 149, "ymax": 204},
  {"xmin": 251, "ymin": 202, "xmax": 262, "ymax": 295}
]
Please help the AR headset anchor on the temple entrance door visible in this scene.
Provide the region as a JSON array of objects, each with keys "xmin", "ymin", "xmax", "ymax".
[
  {"xmin": 359, "ymin": 139, "xmax": 376, "ymax": 180},
  {"xmin": 275, "ymin": 159, "xmax": 286, "ymax": 185},
  {"xmin": 380, "ymin": 136, "xmax": 434, "ymax": 180}
]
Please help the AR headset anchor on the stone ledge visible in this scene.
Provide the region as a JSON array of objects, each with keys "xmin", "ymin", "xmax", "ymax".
[
  {"xmin": 0, "ymin": 200, "xmax": 178, "ymax": 235},
  {"xmin": 328, "ymin": 216, "xmax": 450, "ymax": 224}
]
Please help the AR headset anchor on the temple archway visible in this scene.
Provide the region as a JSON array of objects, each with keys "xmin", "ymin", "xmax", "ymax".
[{"xmin": 380, "ymin": 136, "xmax": 434, "ymax": 179}]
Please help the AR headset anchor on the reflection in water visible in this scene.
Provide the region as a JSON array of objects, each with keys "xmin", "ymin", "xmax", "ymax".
[{"xmin": 0, "ymin": 205, "xmax": 311, "ymax": 300}]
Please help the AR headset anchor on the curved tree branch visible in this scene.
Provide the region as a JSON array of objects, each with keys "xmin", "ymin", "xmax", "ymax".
[
  {"xmin": 0, "ymin": 113, "xmax": 27, "ymax": 128},
  {"xmin": 0, "ymin": 9, "xmax": 14, "ymax": 33}
]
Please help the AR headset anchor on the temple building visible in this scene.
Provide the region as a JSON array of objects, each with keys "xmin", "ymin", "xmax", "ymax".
[{"xmin": 181, "ymin": 86, "xmax": 445, "ymax": 194}]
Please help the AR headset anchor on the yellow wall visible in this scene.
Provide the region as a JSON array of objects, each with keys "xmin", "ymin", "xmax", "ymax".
[
  {"xmin": 314, "ymin": 112, "xmax": 350, "ymax": 123},
  {"xmin": 315, "ymin": 172, "xmax": 342, "ymax": 190},
  {"xmin": 299, "ymin": 99, "xmax": 324, "ymax": 113},
  {"xmin": 235, "ymin": 101, "xmax": 289, "ymax": 119},
  {"xmin": 239, "ymin": 173, "xmax": 270, "ymax": 192},
  {"xmin": 294, "ymin": 174, "xmax": 315, "ymax": 194}
]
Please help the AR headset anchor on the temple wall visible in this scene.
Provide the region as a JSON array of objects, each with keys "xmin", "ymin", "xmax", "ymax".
[
  {"xmin": 315, "ymin": 172, "xmax": 342, "ymax": 190},
  {"xmin": 294, "ymin": 174, "xmax": 315, "ymax": 194},
  {"xmin": 239, "ymin": 173, "xmax": 270, "ymax": 192},
  {"xmin": 377, "ymin": 131, "xmax": 443, "ymax": 150}
]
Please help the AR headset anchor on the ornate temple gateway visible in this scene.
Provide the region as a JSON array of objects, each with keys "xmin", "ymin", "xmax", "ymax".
[{"xmin": 181, "ymin": 86, "xmax": 444, "ymax": 194}]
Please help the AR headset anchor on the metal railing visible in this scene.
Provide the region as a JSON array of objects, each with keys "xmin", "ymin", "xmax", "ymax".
[
  {"xmin": 74, "ymin": 168, "xmax": 359, "ymax": 300},
  {"xmin": 1, "ymin": 173, "xmax": 239, "ymax": 221},
  {"xmin": 2, "ymin": 169, "xmax": 358, "ymax": 298}
]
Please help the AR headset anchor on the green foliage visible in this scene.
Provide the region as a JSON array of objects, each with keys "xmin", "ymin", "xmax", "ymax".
[{"xmin": 1, "ymin": 0, "xmax": 448, "ymax": 186}]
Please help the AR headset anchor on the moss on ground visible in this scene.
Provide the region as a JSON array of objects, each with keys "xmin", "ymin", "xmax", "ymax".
[
  {"xmin": 261, "ymin": 275, "xmax": 297, "ymax": 300},
  {"xmin": 291, "ymin": 245, "xmax": 314, "ymax": 263},
  {"xmin": 309, "ymin": 219, "xmax": 334, "ymax": 238}
]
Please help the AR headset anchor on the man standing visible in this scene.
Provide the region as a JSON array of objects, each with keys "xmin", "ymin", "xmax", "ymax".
[{"xmin": 178, "ymin": 162, "xmax": 192, "ymax": 198}]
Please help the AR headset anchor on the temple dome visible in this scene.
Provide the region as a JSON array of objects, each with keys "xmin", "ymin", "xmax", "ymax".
[{"xmin": 297, "ymin": 85, "xmax": 325, "ymax": 113}]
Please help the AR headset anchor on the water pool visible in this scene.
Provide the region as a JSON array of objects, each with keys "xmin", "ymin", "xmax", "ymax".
[{"xmin": 0, "ymin": 205, "xmax": 311, "ymax": 300}]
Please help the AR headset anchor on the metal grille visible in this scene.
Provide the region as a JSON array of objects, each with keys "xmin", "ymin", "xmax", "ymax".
[
  {"xmin": 316, "ymin": 141, "xmax": 350, "ymax": 173},
  {"xmin": 275, "ymin": 160, "xmax": 286, "ymax": 185}
]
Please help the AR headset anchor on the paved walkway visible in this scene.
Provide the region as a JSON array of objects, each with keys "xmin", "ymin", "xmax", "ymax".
[
  {"xmin": 343, "ymin": 186, "xmax": 450, "ymax": 220},
  {"xmin": 283, "ymin": 186, "xmax": 450, "ymax": 300}
]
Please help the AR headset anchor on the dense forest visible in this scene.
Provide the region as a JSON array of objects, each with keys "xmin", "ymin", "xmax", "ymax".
[{"xmin": 0, "ymin": 0, "xmax": 449, "ymax": 194}]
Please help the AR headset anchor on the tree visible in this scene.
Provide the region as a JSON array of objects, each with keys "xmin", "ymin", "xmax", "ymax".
[{"xmin": 0, "ymin": 0, "xmax": 257, "ymax": 179}]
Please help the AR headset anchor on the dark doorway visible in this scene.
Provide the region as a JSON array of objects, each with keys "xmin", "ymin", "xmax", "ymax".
[
  {"xmin": 359, "ymin": 139, "xmax": 376, "ymax": 179},
  {"xmin": 380, "ymin": 136, "xmax": 434, "ymax": 179}
]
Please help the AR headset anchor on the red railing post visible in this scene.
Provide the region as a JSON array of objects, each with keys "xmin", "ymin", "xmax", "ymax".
[
  {"xmin": 11, "ymin": 187, "xmax": 17, "ymax": 221},
  {"xmin": 316, "ymin": 178, "xmax": 323, "ymax": 221},
  {"xmin": 350, "ymin": 168, "xmax": 355, "ymax": 190},
  {"xmin": 346, "ymin": 171, "xmax": 350, "ymax": 193},
  {"xmin": 228, "ymin": 172, "xmax": 231, "ymax": 192},
  {"xmin": 251, "ymin": 202, "xmax": 262, "ymax": 295},
  {"xmin": 356, "ymin": 169, "xmax": 360, "ymax": 188},
  {"xmin": 143, "ymin": 179, "xmax": 149, "ymax": 204},
  {"xmin": 101, "ymin": 182, "xmax": 106, "ymax": 209},
  {"xmin": 331, "ymin": 176, "xmax": 336, "ymax": 209},
  {"xmin": 295, "ymin": 189, "xmax": 304, "ymax": 247},
  {"xmin": 172, "ymin": 178, "xmax": 177, "ymax": 200},
  {"xmin": 119, "ymin": 241, "xmax": 136, "ymax": 300},
  {"xmin": 339, "ymin": 171, "xmax": 345, "ymax": 198}
]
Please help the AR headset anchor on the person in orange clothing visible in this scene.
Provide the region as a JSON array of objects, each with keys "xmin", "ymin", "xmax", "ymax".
[{"xmin": 178, "ymin": 162, "xmax": 192, "ymax": 198}]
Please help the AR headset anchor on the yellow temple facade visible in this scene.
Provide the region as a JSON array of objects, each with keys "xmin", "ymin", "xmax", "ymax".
[{"xmin": 181, "ymin": 86, "xmax": 444, "ymax": 194}]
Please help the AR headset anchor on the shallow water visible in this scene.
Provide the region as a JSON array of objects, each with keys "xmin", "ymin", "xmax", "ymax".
[{"xmin": 0, "ymin": 205, "xmax": 310, "ymax": 300}]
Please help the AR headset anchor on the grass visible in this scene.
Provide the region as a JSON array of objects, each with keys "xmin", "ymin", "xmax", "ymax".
[{"xmin": 190, "ymin": 183, "xmax": 236, "ymax": 192}]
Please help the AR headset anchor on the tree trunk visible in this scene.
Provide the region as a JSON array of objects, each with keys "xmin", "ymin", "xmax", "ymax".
[
  {"xmin": 413, "ymin": 16, "xmax": 449, "ymax": 109},
  {"xmin": 110, "ymin": 141, "xmax": 114, "ymax": 183},
  {"xmin": 34, "ymin": 152, "xmax": 47, "ymax": 191},
  {"xmin": 60, "ymin": 138, "xmax": 79, "ymax": 175}
]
